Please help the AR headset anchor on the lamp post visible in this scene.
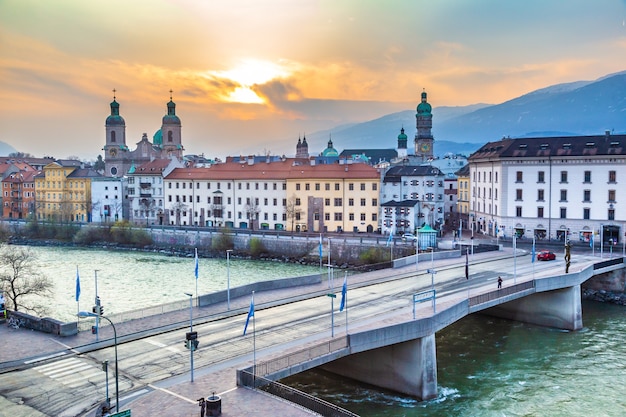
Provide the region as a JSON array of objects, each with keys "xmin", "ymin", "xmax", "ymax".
[
  {"xmin": 226, "ymin": 250, "xmax": 232, "ymax": 310},
  {"xmin": 78, "ymin": 311, "xmax": 119, "ymax": 413},
  {"xmin": 184, "ymin": 292, "xmax": 195, "ymax": 382}
]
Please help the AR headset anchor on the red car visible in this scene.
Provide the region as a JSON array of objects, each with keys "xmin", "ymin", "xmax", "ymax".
[{"xmin": 537, "ymin": 250, "xmax": 556, "ymax": 261}]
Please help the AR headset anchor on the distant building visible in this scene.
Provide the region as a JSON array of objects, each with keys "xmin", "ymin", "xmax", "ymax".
[
  {"xmin": 91, "ymin": 176, "xmax": 126, "ymax": 223},
  {"xmin": 2, "ymin": 170, "xmax": 38, "ymax": 219},
  {"xmin": 103, "ymin": 92, "xmax": 184, "ymax": 177}
]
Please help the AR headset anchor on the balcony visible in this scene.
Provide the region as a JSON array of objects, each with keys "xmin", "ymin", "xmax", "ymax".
[{"xmin": 140, "ymin": 193, "xmax": 152, "ymax": 198}]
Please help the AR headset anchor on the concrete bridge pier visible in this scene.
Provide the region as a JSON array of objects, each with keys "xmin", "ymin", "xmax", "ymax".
[
  {"xmin": 487, "ymin": 285, "xmax": 583, "ymax": 331},
  {"xmin": 322, "ymin": 333, "xmax": 438, "ymax": 400}
]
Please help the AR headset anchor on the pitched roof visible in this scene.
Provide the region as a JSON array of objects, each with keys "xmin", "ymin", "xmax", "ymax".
[
  {"xmin": 67, "ymin": 168, "xmax": 103, "ymax": 179},
  {"xmin": 165, "ymin": 159, "xmax": 380, "ymax": 181},
  {"xmin": 469, "ymin": 133, "xmax": 626, "ymax": 160},
  {"xmin": 383, "ymin": 165, "xmax": 444, "ymax": 183}
]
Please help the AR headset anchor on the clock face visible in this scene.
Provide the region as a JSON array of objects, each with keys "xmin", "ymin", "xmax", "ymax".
[
  {"xmin": 420, "ymin": 142, "xmax": 431, "ymax": 153},
  {"xmin": 109, "ymin": 148, "xmax": 117, "ymax": 157}
]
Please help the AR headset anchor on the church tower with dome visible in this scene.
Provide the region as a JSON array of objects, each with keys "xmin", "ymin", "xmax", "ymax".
[
  {"xmin": 103, "ymin": 91, "xmax": 184, "ymax": 177},
  {"xmin": 414, "ymin": 89, "xmax": 434, "ymax": 162}
]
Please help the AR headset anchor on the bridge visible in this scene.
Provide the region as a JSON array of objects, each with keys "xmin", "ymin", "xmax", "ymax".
[{"xmin": 237, "ymin": 250, "xmax": 625, "ymax": 402}]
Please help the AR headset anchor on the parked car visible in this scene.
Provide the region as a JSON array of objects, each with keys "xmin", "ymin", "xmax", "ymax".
[
  {"xmin": 402, "ymin": 233, "xmax": 417, "ymax": 242},
  {"xmin": 537, "ymin": 250, "xmax": 556, "ymax": 261}
]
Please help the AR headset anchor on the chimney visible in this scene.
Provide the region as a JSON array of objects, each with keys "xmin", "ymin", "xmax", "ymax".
[{"xmin": 605, "ymin": 130, "xmax": 611, "ymax": 138}]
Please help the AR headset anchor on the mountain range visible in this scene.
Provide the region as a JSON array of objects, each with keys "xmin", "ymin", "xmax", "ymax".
[{"xmin": 307, "ymin": 71, "xmax": 626, "ymax": 157}]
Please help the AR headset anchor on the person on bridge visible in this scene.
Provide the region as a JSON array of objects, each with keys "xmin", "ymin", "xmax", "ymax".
[{"xmin": 497, "ymin": 276, "xmax": 503, "ymax": 289}]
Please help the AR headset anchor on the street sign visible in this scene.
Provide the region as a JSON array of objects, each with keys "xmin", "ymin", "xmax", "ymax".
[
  {"xmin": 326, "ymin": 293, "xmax": 337, "ymax": 298},
  {"xmin": 110, "ymin": 410, "xmax": 131, "ymax": 417}
]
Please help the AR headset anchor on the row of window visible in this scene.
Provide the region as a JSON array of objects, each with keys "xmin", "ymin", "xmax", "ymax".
[
  {"xmin": 516, "ymin": 170, "xmax": 617, "ymax": 184},
  {"xmin": 517, "ymin": 207, "xmax": 617, "ymax": 221},
  {"xmin": 36, "ymin": 181, "xmax": 86, "ymax": 189},
  {"xmin": 157, "ymin": 209, "xmax": 379, "ymax": 223},
  {"xmin": 515, "ymin": 189, "xmax": 617, "ymax": 203}
]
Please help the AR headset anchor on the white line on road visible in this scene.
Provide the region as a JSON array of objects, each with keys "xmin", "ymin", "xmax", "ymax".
[
  {"xmin": 24, "ymin": 351, "xmax": 67, "ymax": 364},
  {"xmin": 144, "ymin": 338, "xmax": 181, "ymax": 354}
]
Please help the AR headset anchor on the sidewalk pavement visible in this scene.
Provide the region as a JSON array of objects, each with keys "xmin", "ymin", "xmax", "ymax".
[{"xmin": 0, "ymin": 248, "xmax": 512, "ymax": 417}]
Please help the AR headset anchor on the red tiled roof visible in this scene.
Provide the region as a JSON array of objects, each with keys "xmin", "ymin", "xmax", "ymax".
[{"xmin": 165, "ymin": 160, "xmax": 380, "ymax": 181}]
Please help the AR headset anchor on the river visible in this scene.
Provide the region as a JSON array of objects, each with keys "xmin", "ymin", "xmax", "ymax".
[
  {"xmin": 283, "ymin": 300, "xmax": 626, "ymax": 416},
  {"xmin": 15, "ymin": 245, "xmax": 321, "ymax": 322}
]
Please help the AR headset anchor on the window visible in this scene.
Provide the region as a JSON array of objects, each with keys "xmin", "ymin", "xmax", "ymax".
[
  {"xmin": 325, "ymin": 183, "xmax": 330, "ymax": 191},
  {"xmin": 372, "ymin": 183, "xmax": 377, "ymax": 191},
  {"xmin": 295, "ymin": 198, "xmax": 301, "ymax": 206},
  {"xmin": 305, "ymin": 183, "xmax": 310, "ymax": 191},
  {"xmin": 516, "ymin": 189, "xmax": 523, "ymax": 200},
  {"xmin": 360, "ymin": 198, "xmax": 366, "ymax": 206},
  {"xmin": 560, "ymin": 207, "xmax": 567, "ymax": 219},
  {"xmin": 295, "ymin": 213, "xmax": 301, "ymax": 221},
  {"xmin": 315, "ymin": 183, "xmax": 320, "ymax": 191},
  {"xmin": 516, "ymin": 206, "xmax": 522, "ymax": 217},
  {"xmin": 324, "ymin": 213, "xmax": 330, "ymax": 221},
  {"xmin": 325, "ymin": 198, "xmax": 330, "ymax": 206},
  {"xmin": 538, "ymin": 171, "xmax": 545, "ymax": 183},
  {"xmin": 609, "ymin": 170, "xmax": 616, "ymax": 183},
  {"xmin": 372, "ymin": 198, "xmax": 378, "ymax": 206},
  {"xmin": 349, "ymin": 213, "xmax": 354, "ymax": 221},
  {"xmin": 360, "ymin": 183, "xmax": 366, "ymax": 191},
  {"xmin": 560, "ymin": 190, "xmax": 567, "ymax": 202},
  {"xmin": 349, "ymin": 183, "xmax": 354, "ymax": 191},
  {"xmin": 348, "ymin": 198, "xmax": 354, "ymax": 206},
  {"xmin": 537, "ymin": 207, "xmax": 544, "ymax": 218},
  {"xmin": 608, "ymin": 209, "xmax": 615, "ymax": 221},
  {"xmin": 583, "ymin": 190, "xmax": 591, "ymax": 202},
  {"xmin": 360, "ymin": 213, "xmax": 366, "ymax": 221},
  {"xmin": 584, "ymin": 171, "xmax": 591, "ymax": 183},
  {"xmin": 560, "ymin": 171, "xmax": 568, "ymax": 183},
  {"xmin": 296, "ymin": 183, "xmax": 301, "ymax": 191},
  {"xmin": 537, "ymin": 189, "xmax": 544, "ymax": 201},
  {"xmin": 516, "ymin": 171, "xmax": 523, "ymax": 183},
  {"xmin": 334, "ymin": 213, "xmax": 342, "ymax": 221},
  {"xmin": 335, "ymin": 183, "xmax": 340, "ymax": 191},
  {"xmin": 583, "ymin": 208, "xmax": 590, "ymax": 220},
  {"xmin": 608, "ymin": 190, "xmax": 616, "ymax": 202},
  {"xmin": 334, "ymin": 198, "xmax": 342, "ymax": 206},
  {"xmin": 372, "ymin": 213, "xmax": 377, "ymax": 221}
]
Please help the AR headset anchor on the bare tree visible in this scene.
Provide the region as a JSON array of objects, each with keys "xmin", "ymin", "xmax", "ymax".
[
  {"xmin": 171, "ymin": 201, "xmax": 188, "ymax": 226},
  {"xmin": 244, "ymin": 201, "xmax": 261, "ymax": 230},
  {"xmin": 284, "ymin": 194, "xmax": 302, "ymax": 232},
  {"xmin": 0, "ymin": 245, "xmax": 53, "ymax": 315},
  {"xmin": 139, "ymin": 198, "xmax": 155, "ymax": 226}
]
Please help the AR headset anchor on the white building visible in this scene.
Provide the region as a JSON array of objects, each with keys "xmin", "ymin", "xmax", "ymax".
[
  {"xmin": 380, "ymin": 165, "xmax": 446, "ymax": 235},
  {"xmin": 91, "ymin": 176, "xmax": 126, "ymax": 222},
  {"xmin": 468, "ymin": 132, "xmax": 626, "ymax": 244}
]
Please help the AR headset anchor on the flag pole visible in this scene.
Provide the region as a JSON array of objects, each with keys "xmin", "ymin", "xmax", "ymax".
[
  {"xmin": 344, "ymin": 272, "xmax": 348, "ymax": 334},
  {"xmin": 194, "ymin": 248, "xmax": 198, "ymax": 307},
  {"xmin": 252, "ymin": 291, "xmax": 256, "ymax": 386}
]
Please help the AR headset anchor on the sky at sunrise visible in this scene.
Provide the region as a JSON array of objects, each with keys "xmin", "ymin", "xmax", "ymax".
[{"xmin": 2, "ymin": 0, "xmax": 626, "ymax": 161}]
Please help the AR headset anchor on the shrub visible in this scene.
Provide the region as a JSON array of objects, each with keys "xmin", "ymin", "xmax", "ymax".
[
  {"xmin": 359, "ymin": 247, "xmax": 388, "ymax": 264},
  {"xmin": 130, "ymin": 229, "xmax": 153, "ymax": 247},
  {"xmin": 73, "ymin": 226, "xmax": 110, "ymax": 244},
  {"xmin": 212, "ymin": 232, "xmax": 234, "ymax": 251},
  {"xmin": 249, "ymin": 238, "xmax": 267, "ymax": 256}
]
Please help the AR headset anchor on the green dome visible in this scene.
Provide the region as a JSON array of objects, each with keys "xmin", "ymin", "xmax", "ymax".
[
  {"xmin": 322, "ymin": 139, "xmax": 339, "ymax": 157},
  {"xmin": 416, "ymin": 91, "xmax": 432, "ymax": 115},
  {"xmin": 106, "ymin": 99, "xmax": 125, "ymax": 126},
  {"xmin": 397, "ymin": 128, "xmax": 407, "ymax": 140},
  {"xmin": 153, "ymin": 129, "xmax": 163, "ymax": 146}
]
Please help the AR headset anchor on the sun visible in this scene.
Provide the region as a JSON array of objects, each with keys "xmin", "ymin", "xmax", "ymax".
[{"xmin": 213, "ymin": 59, "xmax": 289, "ymax": 104}]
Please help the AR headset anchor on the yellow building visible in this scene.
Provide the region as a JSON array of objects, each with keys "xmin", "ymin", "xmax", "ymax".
[
  {"xmin": 455, "ymin": 164, "xmax": 470, "ymax": 233},
  {"xmin": 35, "ymin": 161, "xmax": 102, "ymax": 222},
  {"xmin": 285, "ymin": 162, "xmax": 381, "ymax": 233}
]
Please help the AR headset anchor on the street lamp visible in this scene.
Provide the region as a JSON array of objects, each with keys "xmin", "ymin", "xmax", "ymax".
[
  {"xmin": 78, "ymin": 311, "xmax": 119, "ymax": 413},
  {"xmin": 226, "ymin": 250, "xmax": 233, "ymax": 310}
]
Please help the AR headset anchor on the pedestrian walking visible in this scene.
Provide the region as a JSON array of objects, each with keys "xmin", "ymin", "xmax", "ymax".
[{"xmin": 497, "ymin": 276, "xmax": 502, "ymax": 289}]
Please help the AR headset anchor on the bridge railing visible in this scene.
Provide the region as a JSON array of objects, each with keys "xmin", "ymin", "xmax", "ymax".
[
  {"xmin": 238, "ymin": 370, "xmax": 359, "ymax": 417},
  {"xmin": 254, "ymin": 336, "xmax": 349, "ymax": 377},
  {"xmin": 469, "ymin": 280, "xmax": 535, "ymax": 307}
]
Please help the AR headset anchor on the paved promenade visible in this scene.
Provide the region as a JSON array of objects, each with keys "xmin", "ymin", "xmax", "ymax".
[{"xmin": 1, "ymin": 240, "xmax": 512, "ymax": 417}]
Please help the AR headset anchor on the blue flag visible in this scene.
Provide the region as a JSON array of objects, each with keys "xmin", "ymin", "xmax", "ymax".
[
  {"xmin": 243, "ymin": 293, "xmax": 255, "ymax": 336},
  {"xmin": 531, "ymin": 238, "xmax": 536, "ymax": 263},
  {"xmin": 75, "ymin": 266, "xmax": 81, "ymax": 302},
  {"xmin": 339, "ymin": 276, "xmax": 347, "ymax": 311},
  {"xmin": 194, "ymin": 248, "xmax": 199, "ymax": 280},
  {"xmin": 590, "ymin": 232, "xmax": 594, "ymax": 248},
  {"xmin": 319, "ymin": 234, "xmax": 323, "ymax": 259}
]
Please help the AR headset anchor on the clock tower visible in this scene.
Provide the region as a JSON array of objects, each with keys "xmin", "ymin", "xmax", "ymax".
[
  {"xmin": 415, "ymin": 90, "xmax": 434, "ymax": 162},
  {"xmin": 104, "ymin": 90, "xmax": 127, "ymax": 177}
]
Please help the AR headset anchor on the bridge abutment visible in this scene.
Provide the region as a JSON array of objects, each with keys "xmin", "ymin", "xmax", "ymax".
[
  {"xmin": 322, "ymin": 334, "xmax": 438, "ymax": 400},
  {"xmin": 487, "ymin": 285, "xmax": 583, "ymax": 330}
]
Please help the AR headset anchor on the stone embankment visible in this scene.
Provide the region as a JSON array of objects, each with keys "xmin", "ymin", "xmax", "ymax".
[{"xmin": 582, "ymin": 289, "xmax": 626, "ymax": 306}]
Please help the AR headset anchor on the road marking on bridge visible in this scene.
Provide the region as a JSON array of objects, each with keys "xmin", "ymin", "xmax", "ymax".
[
  {"xmin": 144, "ymin": 338, "xmax": 181, "ymax": 353},
  {"xmin": 24, "ymin": 351, "xmax": 67, "ymax": 364},
  {"xmin": 148, "ymin": 383, "xmax": 197, "ymax": 404},
  {"xmin": 33, "ymin": 358, "xmax": 102, "ymax": 386}
]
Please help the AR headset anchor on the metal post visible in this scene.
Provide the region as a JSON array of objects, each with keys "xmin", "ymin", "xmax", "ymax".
[
  {"xmin": 185, "ymin": 292, "xmax": 194, "ymax": 382},
  {"xmin": 226, "ymin": 250, "xmax": 232, "ymax": 310},
  {"xmin": 103, "ymin": 360, "xmax": 109, "ymax": 408},
  {"xmin": 94, "ymin": 270, "xmax": 99, "ymax": 342},
  {"xmin": 84, "ymin": 313, "xmax": 118, "ymax": 413}
]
